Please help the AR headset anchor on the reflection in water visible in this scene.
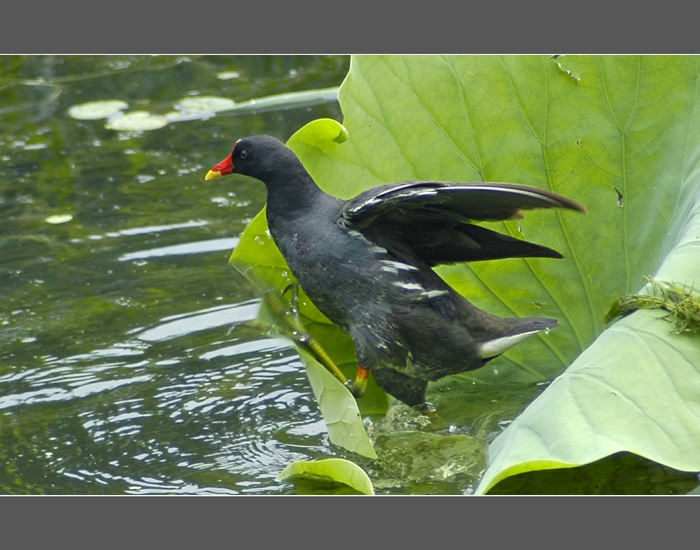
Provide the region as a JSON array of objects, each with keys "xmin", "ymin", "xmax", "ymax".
[
  {"xmin": 99, "ymin": 220, "xmax": 210, "ymax": 238},
  {"xmin": 118, "ymin": 237, "xmax": 239, "ymax": 262},
  {"xmin": 0, "ymin": 374, "xmax": 153, "ymax": 410},
  {"xmin": 134, "ymin": 301, "xmax": 258, "ymax": 342}
]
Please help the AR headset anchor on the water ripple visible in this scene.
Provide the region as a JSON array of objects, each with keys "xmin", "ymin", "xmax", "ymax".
[
  {"xmin": 0, "ymin": 374, "xmax": 153, "ymax": 410},
  {"xmin": 133, "ymin": 301, "xmax": 259, "ymax": 342}
]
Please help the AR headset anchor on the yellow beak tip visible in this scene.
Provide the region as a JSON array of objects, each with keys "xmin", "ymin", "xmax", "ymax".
[{"xmin": 205, "ymin": 170, "xmax": 221, "ymax": 181}]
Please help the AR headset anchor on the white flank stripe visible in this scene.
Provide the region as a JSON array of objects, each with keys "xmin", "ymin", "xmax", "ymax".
[
  {"xmin": 380, "ymin": 260, "xmax": 419, "ymax": 273},
  {"xmin": 422, "ymin": 290, "xmax": 449, "ymax": 298},
  {"xmin": 392, "ymin": 281, "xmax": 424, "ymax": 291}
]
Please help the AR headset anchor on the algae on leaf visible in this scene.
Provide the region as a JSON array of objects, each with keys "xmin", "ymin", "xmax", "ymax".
[{"xmin": 605, "ymin": 277, "xmax": 700, "ymax": 334}]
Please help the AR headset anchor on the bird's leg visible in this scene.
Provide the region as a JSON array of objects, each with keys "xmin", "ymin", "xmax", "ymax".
[{"xmin": 281, "ymin": 283, "xmax": 364, "ymax": 395}]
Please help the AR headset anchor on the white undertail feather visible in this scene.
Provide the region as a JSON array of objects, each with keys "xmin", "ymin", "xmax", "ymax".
[{"xmin": 477, "ymin": 329, "xmax": 543, "ymax": 359}]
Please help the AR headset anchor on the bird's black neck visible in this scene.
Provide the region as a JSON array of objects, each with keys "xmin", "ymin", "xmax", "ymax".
[{"xmin": 263, "ymin": 162, "xmax": 331, "ymax": 220}]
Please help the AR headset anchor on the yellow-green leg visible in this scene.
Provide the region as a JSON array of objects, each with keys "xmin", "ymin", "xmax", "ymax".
[{"xmin": 281, "ymin": 284, "xmax": 368, "ymax": 398}]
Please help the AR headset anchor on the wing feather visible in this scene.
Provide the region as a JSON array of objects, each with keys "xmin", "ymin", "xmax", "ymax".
[{"xmin": 341, "ymin": 181, "xmax": 585, "ymax": 265}]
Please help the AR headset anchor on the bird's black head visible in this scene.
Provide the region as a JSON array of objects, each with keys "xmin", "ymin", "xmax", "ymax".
[{"xmin": 205, "ymin": 135, "xmax": 300, "ymax": 184}]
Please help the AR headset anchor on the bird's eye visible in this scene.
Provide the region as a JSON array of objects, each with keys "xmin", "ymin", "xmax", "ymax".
[{"xmin": 239, "ymin": 150, "xmax": 248, "ymax": 160}]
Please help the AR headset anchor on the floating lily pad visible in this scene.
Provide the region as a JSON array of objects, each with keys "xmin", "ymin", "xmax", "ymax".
[
  {"xmin": 106, "ymin": 111, "xmax": 169, "ymax": 131},
  {"xmin": 67, "ymin": 100, "xmax": 128, "ymax": 120},
  {"xmin": 174, "ymin": 96, "xmax": 236, "ymax": 115}
]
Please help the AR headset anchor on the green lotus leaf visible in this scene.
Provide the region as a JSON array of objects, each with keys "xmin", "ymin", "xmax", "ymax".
[{"xmin": 231, "ymin": 55, "xmax": 700, "ymax": 492}]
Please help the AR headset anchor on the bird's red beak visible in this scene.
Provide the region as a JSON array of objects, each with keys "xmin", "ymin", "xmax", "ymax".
[{"xmin": 205, "ymin": 154, "xmax": 234, "ymax": 180}]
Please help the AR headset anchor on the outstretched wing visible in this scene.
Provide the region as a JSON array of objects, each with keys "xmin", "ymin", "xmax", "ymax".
[{"xmin": 341, "ymin": 181, "xmax": 585, "ymax": 265}]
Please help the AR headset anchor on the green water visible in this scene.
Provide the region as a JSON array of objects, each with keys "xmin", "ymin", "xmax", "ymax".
[{"xmin": 0, "ymin": 55, "xmax": 352, "ymax": 494}]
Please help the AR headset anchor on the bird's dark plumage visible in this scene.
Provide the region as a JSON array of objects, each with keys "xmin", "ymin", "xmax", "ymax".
[{"xmin": 206, "ymin": 135, "xmax": 585, "ymax": 410}]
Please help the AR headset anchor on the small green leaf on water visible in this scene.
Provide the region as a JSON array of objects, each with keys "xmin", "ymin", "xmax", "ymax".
[
  {"xmin": 45, "ymin": 214, "xmax": 73, "ymax": 224},
  {"xmin": 277, "ymin": 458, "xmax": 375, "ymax": 495},
  {"xmin": 106, "ymin": 111, "xmax": 169, "ymax": 131},
  {"xmin": 67, "ymin": 100, "xmax": 129, "ymax": 120},
  {"xmin": 216, "ymin": 71, "xmax": 240, "ymax": 80}
]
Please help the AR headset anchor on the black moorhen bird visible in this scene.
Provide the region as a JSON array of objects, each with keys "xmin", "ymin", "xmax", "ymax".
[{"xmin": 206, "ymin": 135, "xmax": 585, "ymax": 412}]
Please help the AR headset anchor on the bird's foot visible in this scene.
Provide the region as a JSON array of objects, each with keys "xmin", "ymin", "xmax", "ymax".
[
  {"xmin": 344, "ymin": 379, "xmax": 362, "ymax": 396},
  {"xmin": 413, "ymin": 402, "xmax": 438, "ymax": 416},
  {"xmin": 344, "ymin": 366, "xmax": 369, "ymax": 398}
]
